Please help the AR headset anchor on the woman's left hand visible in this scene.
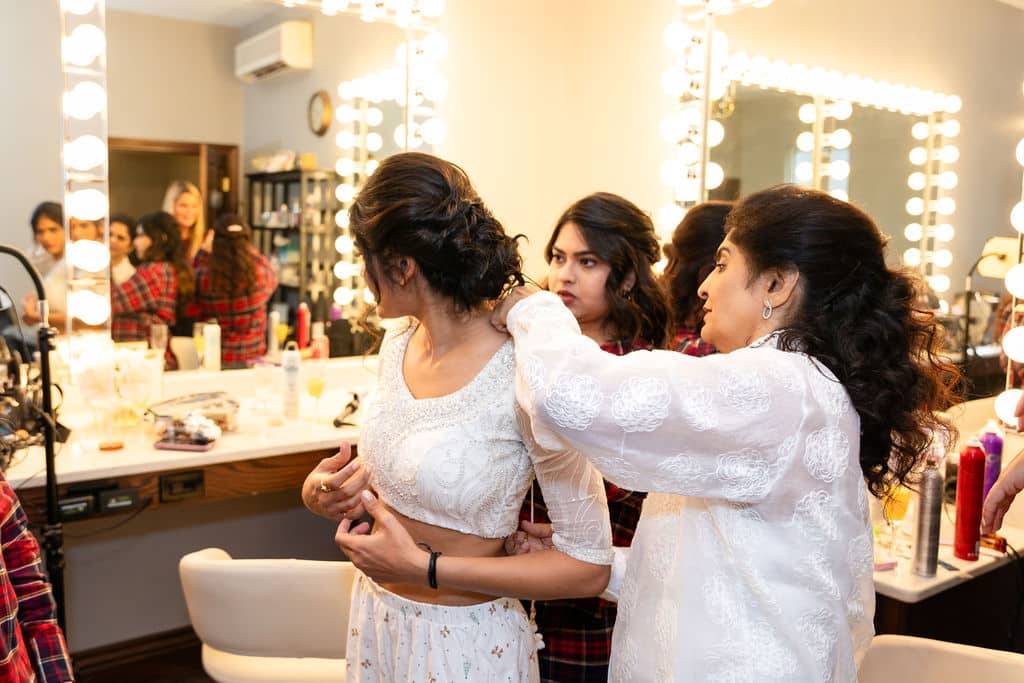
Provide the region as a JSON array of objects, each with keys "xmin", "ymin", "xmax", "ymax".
[
  {"xmin": 491, "ymin": 285, "xmax": 540, "ymax": 333},
  {"xmin": 335, "ymin": 490, "xmax": 429, "ymax": 585}
]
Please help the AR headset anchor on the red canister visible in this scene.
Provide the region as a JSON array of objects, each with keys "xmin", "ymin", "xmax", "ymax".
[{"xmin": 954, "ymin": 440, "xmax": 985, "ymax": 561}]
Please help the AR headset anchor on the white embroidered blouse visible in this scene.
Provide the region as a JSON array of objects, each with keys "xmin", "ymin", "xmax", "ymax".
[
  {"xmin": 359, "ymin": 320, "xmax": 613, "ymax": 566},
  {"xmin": 508, "ymin": 292, "xmax": 874, "ymax": 683}
]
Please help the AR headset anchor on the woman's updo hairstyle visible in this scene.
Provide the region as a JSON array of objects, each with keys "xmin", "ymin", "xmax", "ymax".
[
  {"xmin": 725, "ymin": 185, "xmax": 962, "ymax": 498},
  {"xmin": 349, "ymin": 152, "xmax": 524, "ymax": 312}
]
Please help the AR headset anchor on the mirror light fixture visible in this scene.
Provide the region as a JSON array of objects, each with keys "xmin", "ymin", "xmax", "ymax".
[{"xmin": 997, "ymin": 110, "xmax": 1024, "ymax": 425}]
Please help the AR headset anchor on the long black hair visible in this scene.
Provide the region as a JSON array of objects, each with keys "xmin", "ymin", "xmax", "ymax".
[
  {"xmin": 662, "ymin": 201, "xmax": 732, "ymax": 333},
  {"xmin": 136, "ymin": 211, "xmax": 195, "ymax": 302},
  {"xmin": 726, "ymin": 185, "xmax": 961, "ymax": 497},
  {"xmin": 546, "ymin": 192, "xmax": 672, "ymax": 348}
]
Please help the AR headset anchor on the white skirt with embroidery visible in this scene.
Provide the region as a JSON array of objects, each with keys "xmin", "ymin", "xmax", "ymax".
[{"xmin": 346, "ymin": 572, "xmax": 540, "ymax": 682}]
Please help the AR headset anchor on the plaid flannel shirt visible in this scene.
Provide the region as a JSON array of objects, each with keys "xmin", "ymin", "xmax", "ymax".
[
  {"xmin": 111, "ymin": 262, "xmax": 177, "ymax": 343},
  {"xmin": 0, "ymin": 475, "xmax": 74, "ymax": 682},
  {"xmin": 193, "ymin": 249, "xmax": 278, "ymax": 365},
  {"xmin": 671, "ymin": 324, "xmax": 716, "ymax": 357},
  {"xmin": 519, "ymin": 337, "xmax": 649, "ymax": 683}
]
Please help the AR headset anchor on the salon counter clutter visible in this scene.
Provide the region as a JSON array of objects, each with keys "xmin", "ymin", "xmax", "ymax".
[{"xmin": 9, "ymin": 356, "xmax": 376, "ymax": 524}]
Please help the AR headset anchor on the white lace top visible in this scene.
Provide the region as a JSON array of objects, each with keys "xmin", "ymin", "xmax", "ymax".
[
  {"xmin": 359, "ymin": 320, "xmax": 613, "ymax": 565},
  {"xmin": 509, "ymin": 293, "xmax": 874, "ymax": 682}
]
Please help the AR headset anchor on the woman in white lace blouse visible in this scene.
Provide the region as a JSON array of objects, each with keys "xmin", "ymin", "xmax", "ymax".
[{"xmin": 319, "ymin": 153, "xmax": 614, "ymax": 683}]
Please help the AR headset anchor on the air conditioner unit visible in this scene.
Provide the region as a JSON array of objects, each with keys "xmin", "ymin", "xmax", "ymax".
[{"xmin": 235, "ymin": 21, "xmax": 313, "ymax": 84}]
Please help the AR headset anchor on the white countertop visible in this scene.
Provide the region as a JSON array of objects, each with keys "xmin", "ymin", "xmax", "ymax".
[{"xmin": 5, "ymin": 357, "xmax": 376, "ymax": 489}]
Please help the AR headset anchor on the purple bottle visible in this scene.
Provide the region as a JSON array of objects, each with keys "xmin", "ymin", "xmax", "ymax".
[{"xmin": 980, "ymin": 420, "xmax": 1004, "ymax": 502}]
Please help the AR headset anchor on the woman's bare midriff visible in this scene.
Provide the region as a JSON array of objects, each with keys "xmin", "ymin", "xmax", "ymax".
[{"xmin": 375, "ymin": 503, "xmax": 506, "ymax": 606}]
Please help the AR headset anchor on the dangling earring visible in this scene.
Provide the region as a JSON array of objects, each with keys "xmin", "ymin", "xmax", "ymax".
[{"xmin": 761, "ymin": 298, "xmax": 773, "ymax": 320}]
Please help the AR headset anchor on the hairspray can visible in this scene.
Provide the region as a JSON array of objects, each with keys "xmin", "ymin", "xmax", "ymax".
[
  {"xmin": 912, "ymin": 456, "xmax": 943, "ymax": 577},
  {"xmin": 282, "ymin": 341, "xmax": 301, "ymax": 420},
  {"xmin": 954, "ymin": 439, "xmax": 985, "ymax": 561},
  {"xmin": 980, "ymin": 420, "xmax": 1003, "ymax": 502},
  {"xmin": 297, "ymin": 302, "xmax": 310, "ymax": 350}
]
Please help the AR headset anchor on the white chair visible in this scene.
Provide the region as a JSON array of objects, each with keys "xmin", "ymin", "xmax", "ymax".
[
  {"xmin": 170, "ymin": 336, "xmax": 200, "ymax": 370},
  {"xmin": 179, "ymin": 548, "xmax": 356, "ymax": 683},
  {"xmin": 860, "ymin": 635, "xmax": 1024, "ymax": 682}
]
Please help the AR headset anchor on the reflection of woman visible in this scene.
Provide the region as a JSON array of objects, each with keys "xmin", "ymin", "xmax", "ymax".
[
  {"xmin": 661, "ymin": 201, "xmax": 731, "ymax": 357},
  {"xmin": 109, "ymin": 213, "xmax": 136, "ymax": 285},
  {"xmin": 112, "ymin": 212, "xmax": 194, "ymax": 369},
  {"xmin": 193, "ymin": 214, "xmax": 277, "ymax": 368},
  {"xmin": 516, "ymin": 192, "xmax": 669, "ymax": 683},
  {"xmin": 309, "ymin": 153, "xmax": 612, "ymax": 683},
  {"xmin": 162, "ymin": 180, "xmax": 205, "ymax": 260},
  {"xmin": 491, "ymin": 185, "xmax": 961, "ymax": 680}
]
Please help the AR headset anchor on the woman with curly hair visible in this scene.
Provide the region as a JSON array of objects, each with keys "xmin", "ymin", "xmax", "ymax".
[
  {"xmin": 193, "ymin": 214, "xmax": 277, "ymax": 368},
  {"xmin": 305, "ymin": 153, "xmax": 614, "ymax": 682}
]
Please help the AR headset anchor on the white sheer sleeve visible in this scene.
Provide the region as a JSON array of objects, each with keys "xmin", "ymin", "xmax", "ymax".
[
  {"xmin": 517, "ymin": 406, "xmax": 613, "ymax": 565},
  {"xmin": 509, "ymin": 292, "xmax": 811, "ymax": 503},
  {"xmin": 599, "ymin": 546, "xmax": 630, "ymax": 602}
]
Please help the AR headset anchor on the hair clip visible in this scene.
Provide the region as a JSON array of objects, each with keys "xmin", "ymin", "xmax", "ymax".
[{"xmin": 226, "ymin": 224, "xmax": 244, "ymax": 233}]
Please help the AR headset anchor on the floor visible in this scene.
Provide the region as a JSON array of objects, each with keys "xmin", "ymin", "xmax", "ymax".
[{"xmin": 77, "ymin": 644, "xmax": 213, "ymax": 683}]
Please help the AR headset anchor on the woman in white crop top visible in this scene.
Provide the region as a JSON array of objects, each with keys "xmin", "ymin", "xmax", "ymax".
[{"xmin": 315, "ymin": 153, "xmax": 613, "ymax": 683}]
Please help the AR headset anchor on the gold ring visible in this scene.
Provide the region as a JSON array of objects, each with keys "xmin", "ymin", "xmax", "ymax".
[{"xmin": 319, "ymin": 477, "xmax": 331, "ymax": 493}]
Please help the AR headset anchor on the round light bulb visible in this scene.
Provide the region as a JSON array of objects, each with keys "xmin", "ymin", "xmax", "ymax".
[
  {"xmin": 904, "ymin": 223, "xmax": 923, "ymax": 241},
  {"xmin": 660, "ymin": 159, "xmax": 684, "ymax": 188},
  {"xmin": 829, "ymin": 159, "xmax": 850, "ymax": 181},
  {"xmin": 421, "ymin": 32, "xmax": 449, "ymax": 61},
  {"xmin": 335, "ymin": 211, "xmax": 350, "ymax": 229},
  {"xmin": 940, "ymin": 145, "xmax": 960, "ymax": 163},
  {"xmin": 1015, "ymin": 138, "xmax": 1024, "ymax": 167},
  {"xmin": 61, "ymin": 0, "xmax": 98, "ymax": 14},
  {"xmin": 67, "ymin": 188, "xmax": 107, "ymax": 221},
  {"xmin": 1006, "ymin": 264, "xmax": 1024, "ymax": 299},
  {"xmin": 796, "ymin": 131, "xmax": 815, "ymax": 152},
  {"xmin": 365, "ymin": 159, "xmax": 380, "ymax": 175},
  {"xmin": 936, "ymin": 197, "xmax": 956, "ymax": 216},
  {"xmin": 933, "ymin": 249, "xmax": 953, "ymax": 268},
  {"xmin": 996, "ymin": 388, "xmax": 1024, "ymax": 426},
  {"xmin": 365, "ymin": 107, "xmax": 384, "ymax": 127},
  {"xmin": 660, "ymin": 115, "xmax": 686, "ymax": 144},
  {"xmin": 663, "ymin": 21, "xmax": 688, "ymax": 50},
  {"xmin": 363, "ymin": 288, "xmax": 376, "ymax": 305},
  {"xmin": 335, "ymin": 157, "xmax": 356, "ymax": 176},
  {"xmin": 909, "ymin": 147, "xmax": 928, "ymax": 166},
  {"xmin": 944, "ymin": 95, "xmax": 963, "ymax": 114},
  {"xmin": 795, "ymin": 161, "xmax": 813, "ymax": 183},
  {"xmin": 68, "ymin": 290, "xmax": 110, "ymax": 325},
  {"xmin": 64, "ymin": 134, "xmax": 106, "ymax": 171},
  {"xmin": 420, "ymin": 117, "xmax": 447, "ymax": 145},
  {"xmin": 798, "ymin": 103, "xmax": 817, "ymax": 124},
  {"xmin": 679, "ymin": 141, "xmax": 701, "ymax": 166},
  {"xmin": 335, "ymin": 235, "xmax": 354, "ymax": 255},
  {"xmin": 420, "ymin": 0, "xmax": 445, "ymax": 18},
  {"xmin": 63, "ymin": 24, "xmax": 105, "ymax": 66},
  {"xmin": 336, "ymin": 104, "xmax": 357, "ymax": 123},
  {"xmin": 934, "ymin": 223, "xmax": 955, "ymax": 242},
  {"xmin": 705, "ymin": 162, "xmax": 725, "ymax": 190},
  {"xmin": 335, "ymin": 183, "xmax": 356, "ymax": 203},
  {"xmin": 335, "ymin": 131, "xmax": 357, "ymax": 150},
  {"xmin": 706, "ymin": 120, "xmax": 725, "ymax": 148},
  {"xmin": 675, "ymin": 179, "xmax": 701, "ymax": 203},
  {"xmin": 63, "ymin": 81, "xmax": 106, "ymax": 120},
  {"xmin": 939, "ymin": 171, "xmax": 958, "ymax": 190},
  {"xmin": 333, "ymin": 261, "xmax": 357, "ymax": 279},
  {"xmin": 830, "ymin": 128, "xmax": 852, "ymax": 150},
  {"xmin": 830, "ymin": 101, "xmax": 853, "ymax": 121},
  {"xmin": 365, "ymin": 132, "xmax": 383, "ymax": 152},
  {"xmin": 661, "ymin": 69, "xmax": 687, "ymax": 98},
  {"xmin": 928, "ymin": 274, "xmax": 951, "ymax": 293},
  {"xmin": 1011, "ymin": 201, "xmax": 1024, "ymax": 233},
  {"xmin": 1005, "ymin": 327, "xmax": 1024, "ymax": 363},
  {"xmin": 911, "ymin": 121, "xmax": 930, "ymax": 140},
  {"xmin": 68, "ymin": 239, "xmax": 110, "ymax": 272},
  {"xmin": 905, "ymin": 197, "xmax": 925, "ymax": 216},
  {"xmin": 942, "ymin": 119, "xmax": 960, "ymax": 138},
  {"xmin": 903, "ymin": 247, "xmax": 922, "ymax": 266},
  {"xmin": 337, "ymin": 81, "xmax": 356, "ymax": 100},
  {"xmin": 333, "ymin": 286, "xmax": 356, "ymax": 306},
  {"xmin": 907, "ymin": 172, "xmax": 927, "ymax": 191},
  {"xmin": 657, "ymin": 204, "xmax": 685, "ymax": 233}
]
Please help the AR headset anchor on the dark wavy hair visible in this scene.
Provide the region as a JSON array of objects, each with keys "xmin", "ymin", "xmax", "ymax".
[
  {"xmin": 206, "ymin": 213, "xmax": 256, "ymax": 298},
  {"xmin": 30, "ymin": 201, "xmax": 63, "ymax": 233},
  {"xmin": 349, "ymin": 152, "xmax": 524, "ymax": 313},
  {"xmin": 725, "ymin": 185, "xmax": 961, "ymax": 497},
  {"xmin": 662, "ymin": 201, "xmax": 732, "ymax": 332},
  {"xmin": 546, "ymin": 192, "xmax": 672, "ymax": 348},
  {"xmin": 136, "ymin": 211, "xmax": 195, "ymax": 302}
]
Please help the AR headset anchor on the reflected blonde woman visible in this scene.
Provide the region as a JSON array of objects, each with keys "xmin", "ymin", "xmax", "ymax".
[{"xmin": 162, "ymin": 180, "xmax": 205, "ymax": 259}]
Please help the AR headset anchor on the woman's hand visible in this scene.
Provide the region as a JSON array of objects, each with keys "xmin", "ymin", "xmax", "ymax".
[
  {"xmin": 491, "ymin": 285, "xmax": 540, "ymax": 333},
  {"xmin": 302, "ymin": 442, "xmax": 371, "ymax": 521},
  {"xmin": 504, "ymin": 520, "xmax": 554, "ymax": 555},
  {"xmin": 21, "ymin": 294, "xmax": 40, "ymax": 325},
  {"xmin": 335, "ymin": 491, "xmax": 429, "ymax": 585},
  {"xmin": 983, "ymin": 448, "xmax": 1024, "ymax": 534}
]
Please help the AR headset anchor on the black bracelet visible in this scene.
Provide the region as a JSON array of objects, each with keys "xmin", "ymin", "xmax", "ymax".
[{"xmin": 427, "ymin": 550, "xmax": 442, "ymax": 589}]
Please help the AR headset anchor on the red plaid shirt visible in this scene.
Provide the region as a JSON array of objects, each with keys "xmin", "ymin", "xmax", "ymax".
[
  {"xmin": 193, "ymin": 249, "xmax": 277, "ymax": 365},
  {"xmin": 111, "ymin": 262, "xmax": 178, "ymax": 369},
  {"xmin": 0, "ymin": 474, "xmax": 74, "ymax": 682},
  {"xmin": 672, "ymin": 323, "xmax": 716, "ymax": 357},
  {"xmin": 519, "ymin": 337, "xmax": 650, "ymax": 683}
]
